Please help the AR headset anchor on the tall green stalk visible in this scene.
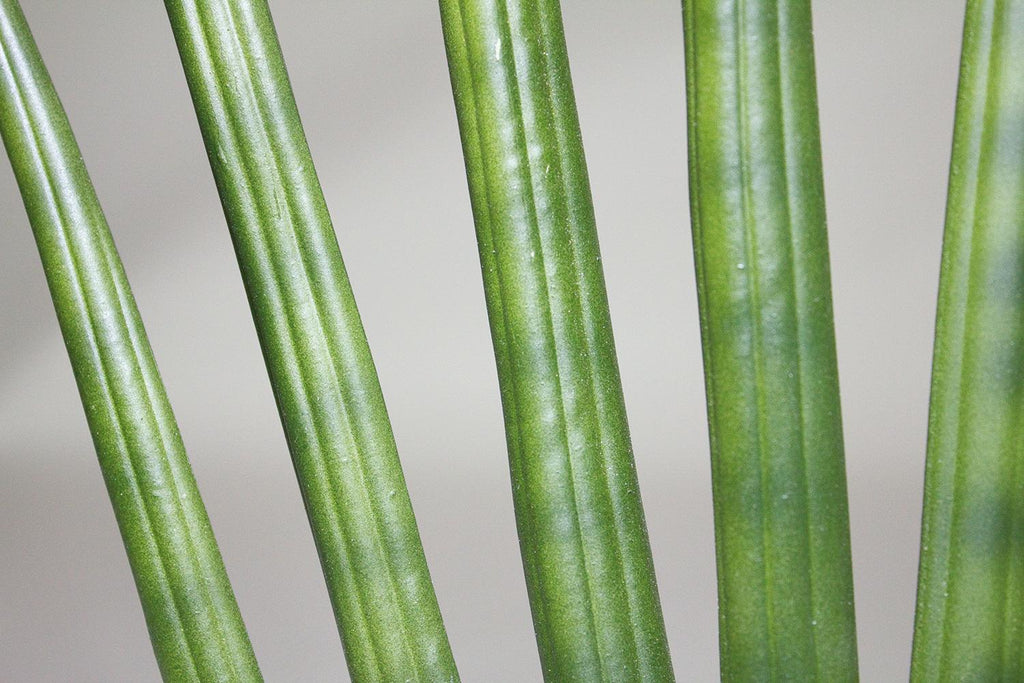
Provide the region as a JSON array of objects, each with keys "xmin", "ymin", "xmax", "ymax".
[
  {"xmin": 0, "ymin": 1, "xmax": 260, "ymax": 680},
  {"xmin": 912, "ymin": 2, "xmax": 1024, "ymax": 680},
  {"xmin": 160, "ymin": 1, "xmax": 457, "ymax": 680},
  {"xmin": 682, "ymin": 1, "xmax": 858, "ymax": 680},
  {"xmin": 440, "ymin": 1, "xmax": 673, "ymax": 680}
]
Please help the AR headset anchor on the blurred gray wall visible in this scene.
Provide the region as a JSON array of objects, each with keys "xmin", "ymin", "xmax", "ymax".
[{"xmin": 0, "ymin": 1, "xmax": 963, "ymax": 680}]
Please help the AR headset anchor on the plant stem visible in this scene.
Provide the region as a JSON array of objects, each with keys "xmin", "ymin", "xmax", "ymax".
[
  {"xmin": 439, "ymin": 1, "xmax": 673, "ymax": 680},
  {"xmin": 912, "ymin": 2, "xmax": 1024, "ymax": 680},
  {"xmin": 160, "ymin": 1, "xmax": 458, "ymax": 680},
  {"xmin": 0, "ymin": 1, "xmax": 261, "ymax": 680},
  {"xmin": 682, "ymin": 1, "xmax": 858, "ymax": 679}
]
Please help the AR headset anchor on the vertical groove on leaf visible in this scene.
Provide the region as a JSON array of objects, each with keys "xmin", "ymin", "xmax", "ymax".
[
  {"xmin": 0, "ymin": 1, "xmax": 261, "ymax": 680},
  {"xmin": 161, "ymin": 1, "xmax": 458, "ymax": 680},
  {"xmin": 682, "ymin": 1, "xmax": 858, "ymax": 680},
  {"xmin": 439, "ymin": 1, "xmax": 674, "ymax": 680},
  {"xmin": 912, "ymin": 2, "xmax": 1024, "ymax": 680}
]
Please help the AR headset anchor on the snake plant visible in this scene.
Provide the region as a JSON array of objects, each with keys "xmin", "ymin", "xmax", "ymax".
[
  {"xmin": 0, "ymin": 0, "xmax": 260, "ymax": 679},
  {"xmin": 439, "ymin": 1, "xmax": 673, "ymax": 680},
  {"xmin": 912, "ymin": 2, "xmax": 1024, "ymax": 680},
  {"xmin": 160, "ymin": 1, "xmax": 458, "ymax": 680},
  {"xmin": 682, "ymin": 1, "xmax": 858, "ymax": 679}
]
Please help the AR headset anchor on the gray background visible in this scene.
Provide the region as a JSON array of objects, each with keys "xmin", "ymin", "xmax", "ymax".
[{"xmin": 0, "ymin": 1, "xmax": 963, "ymax": 680}]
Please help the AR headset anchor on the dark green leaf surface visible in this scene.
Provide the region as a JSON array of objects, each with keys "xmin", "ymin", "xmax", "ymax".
[
  {"xmin": 683, "ymin": 1, "xmax": 858, "ymax": 680},
  {"xmin": 912, "ymin": 2, "xmax": 1024, "ymax": 680},
  {"xmin": 161, "ymin": 1, "xmax": 457, "ymax": 680},
  {"xmin": 0, "ymin": 1, "xmax": 261, "ymax": 680},
  {"xmin": 440, "ymin": 1, "xmax": 673, "ymax": 680}
]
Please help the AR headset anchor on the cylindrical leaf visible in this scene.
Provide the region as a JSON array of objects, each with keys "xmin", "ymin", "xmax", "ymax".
[
  {"xmin": 439, "ymin": 1, "xmax": 673, "ymax": 680},
  {"xmin": 912, "ymin": 2, "xmax": 1024, "ymax": 680},
  {"xmin": 682, "ymin": 1, "xmax": 858, "ymax": 679},
  {"xmin": 160, "ymin": 1, "xmax": 458, "ymax": 680},
  {"xmin": 0, "ymin": 1, "xmax": 261, "ymax": 680}
]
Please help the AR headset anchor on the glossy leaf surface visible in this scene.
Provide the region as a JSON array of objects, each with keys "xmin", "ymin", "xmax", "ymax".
[
  {"xmin": 683, "ymin": 1, "xmax": 858, "ymax": 679},
  {"xmin": 162, "ymin": 1, "xmax": 458, "ymax": 680},
  {"xmin": 440, "ymin": 1, "xmax": 673, "ymax": 680},
  {"xmin": 912, "ymin": 2, "xmax": 1024, "ymax": 680},
  {"xmin": 0, "ymin": 1, "xmax": 261, "ymax": 680}
]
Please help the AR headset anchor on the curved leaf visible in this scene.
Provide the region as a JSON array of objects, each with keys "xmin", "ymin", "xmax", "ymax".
[
  {"xmin": 0, "ymin": 1, "xmax": 261, "ymax": 680},
  {"xmin": 682, "ymin": 1, "xmax": 858, "ymax": 679},
  {"xmin": 439, "ymin": 1, "xmax": 674, "ymax": 680},
  {"xmin": 160, "ymin": 1, "xmax": 458, "ymax": 680},
  {"xmin": 912, "ymin": 2, "xmax": 1024, "ymax": 680}
]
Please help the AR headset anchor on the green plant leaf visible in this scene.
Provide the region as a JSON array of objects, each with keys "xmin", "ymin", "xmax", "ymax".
[
  {"xmin": 439, "ymin": 1, "xmax": 673, "ymax": 680},
  {"xmin": 160, "ymin": 1, "xmax": 458, "ymax": 680},
  {"xmin": 911, "ymin": 2, "xmax": 1024, "ymax": 680},
  {"xmin": 682, "ymin": 1, "xmax": 858, "ymax": 680},
  {"xmin": 0, "ymin": 1, "xmax": 261, "ymax": 680}
]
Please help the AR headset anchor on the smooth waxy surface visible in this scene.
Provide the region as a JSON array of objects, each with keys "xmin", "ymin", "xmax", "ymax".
[
  {"xmin": 683, "ymin": 1, "xmax": 858, "ymax": 680},
  {"xmin": 0, "ymin": 0, "xmax": 260, "ymax": 680},
  {"xmin": 162, "ymin": 1, "xmax": 457, "ymax": 680},
  {"xmin": 440, "ymin": 1, "xmax": 673, "ymax": 680},
  {"xmin": 912, "ymin": 2, "xmax": 1024, "ymax": 680}
]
